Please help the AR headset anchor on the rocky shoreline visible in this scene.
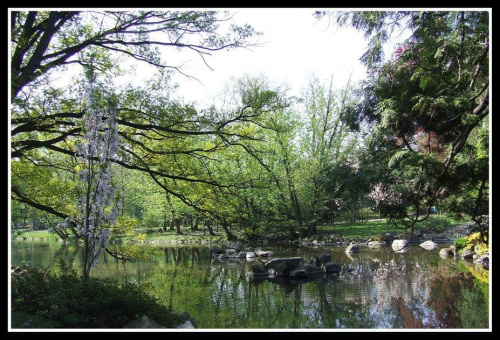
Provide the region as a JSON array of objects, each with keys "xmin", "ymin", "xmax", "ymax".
[{"xmin": 13, "ymin": 222, "xmax": 482, "ymax": 247}]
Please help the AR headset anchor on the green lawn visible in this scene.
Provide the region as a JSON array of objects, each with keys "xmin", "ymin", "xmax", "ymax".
[
  {"xmin": 317, "ymin": 215, "xmax": 464, "ymax": 239},
  {"xmin": 11, "ymin": 230, "xmax": 59, "ymax": 240},
  {"xmin": 11, "ymin": 214, "xmax": 464, "ymax": 243}
]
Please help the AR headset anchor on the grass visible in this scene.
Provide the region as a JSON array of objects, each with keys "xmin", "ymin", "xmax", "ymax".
[
  {"xmin": 11, "ymin": 229, "xmax": 59, "ymax": 241},
  {"xmin": 318, "ymin": 220, "xmax": 404, "ymax": 239},
  {"xmin": 317, "ymin": 215, "xmax": 465, "ymax": 239},
  {"xmin": 11, "ymin": 214, "xmax": 466, "ymax": 243}
]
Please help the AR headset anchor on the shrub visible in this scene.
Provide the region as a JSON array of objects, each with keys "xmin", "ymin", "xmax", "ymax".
[
  {"xmin": 453, "ymin": 237, "xmax": 468, "ymax": 250},
  {"xmin": 11, "ymin": 261, "xmax": 182, "ymax": 328},
  {"xmin": 419, "ymin": 217, "xmax": 450, "ymax": 232}
]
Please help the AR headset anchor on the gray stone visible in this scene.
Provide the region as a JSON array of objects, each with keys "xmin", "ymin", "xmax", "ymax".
[
  {"xmin": 123, "ymin": 315, "xmax": 165, "ymax": 328},
  {"xmin": 324, "ymin": 262, "xmax": 341, "ymax": 274},
  {"xmin": 419, "ymin": 240, "xmax": 437, "ymax": 250},
  {"xmin": 319, "ymin": 254, "xmax": 332, "ymax": 266},
  {"xmin": 439, "ymin": 248, "xmax": 454, "ymax": 257},
  {"xmin": 225, "ymin": 249, "xmax": 238, "ymax": 257},
  {"xmin": 273, "ymin": 260, "xmax": 297, "ymax": 277},
  {"xmin": 246, "ymin": 251, "xmax": 256, "ymax": 258},
  {"xmin": 289, "ymin": 262, "xmax": 325, "ymax": 278},
  {"xmin": 480, "ymin": 255, "xmax": 489, "ymax": 270},
  {"xmin": 176, "ymin": 320, "xmax": 195, "ymax": 329},
  {"xmin": 264, "ymin": 257, "xmax": 303, "ymax": 270},
  {"xmin": 367, "ymin": 241, "xmax": 387, "ymax": 248},
  {"xmin": 255, "ymin": 250, "xmax": 273, "ymax": 257},
  {"xmin": 308, "ymin": 256, "xmax": 320, "ymax": 266},
  {"xmin": 211, "ymin": 244, "xmax": 222, "ymax": 254},
  {"xmin": 222, "ymin": 240, "xmax": 244, "ymax": 252},
  {"xmin": 461, "ymin": 248, "xmax": 474, "ymax": 259},
  {"xmin": 21, "ymin": 320, "xmax": 34, "ymax": 328},
  {"xmin": 236, "ymin": 251, "xmax": 247, "ymax": 258}
]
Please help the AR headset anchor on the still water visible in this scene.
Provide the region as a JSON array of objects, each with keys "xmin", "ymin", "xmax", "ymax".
[{"xmin": 10, "ymin": 240, "xmax": 490, "ymax": 330}]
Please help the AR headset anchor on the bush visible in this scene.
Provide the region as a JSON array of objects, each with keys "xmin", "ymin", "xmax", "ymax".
[
  {"xmin": 11, "ymin": 261, "xmax": 182, "ymax": 328},
  {"xmin": 453, "ymin": 237, "xmax": 468, "ymax": 250},
  {"xmin": 419, "ymin": 217, "xmax": 450, "ymax": 232}
]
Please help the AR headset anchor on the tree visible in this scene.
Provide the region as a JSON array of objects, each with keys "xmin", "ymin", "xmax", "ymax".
[
  {"xmin": 295, "ymin": 74, "xmax": 361, "ymax": 231},
  {"xmin": 10, "ymin": 10, "xmax": 262, "ymax": 240},
  {"xmin": 316, "ymin": 10, "xmax": 490, "ymax": 241},
  {"xmin": 73, "ymin": 63, "xmax": 120, "ymax": 280}
]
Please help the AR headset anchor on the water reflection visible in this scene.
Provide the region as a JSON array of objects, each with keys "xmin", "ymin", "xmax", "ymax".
[{"xmin": 10, "ymin": 240, "xmax": 489, "ymax": 329}]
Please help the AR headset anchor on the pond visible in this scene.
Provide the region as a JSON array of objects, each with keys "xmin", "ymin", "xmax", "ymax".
[{"xmin": 10, "ymin": 240, "xmax": 490, "ymax": 330}]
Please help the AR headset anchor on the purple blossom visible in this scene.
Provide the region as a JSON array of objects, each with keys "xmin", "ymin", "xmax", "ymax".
[{"xmin": 77, "ymin": 66, "xmax": 121, "ymax": 279}]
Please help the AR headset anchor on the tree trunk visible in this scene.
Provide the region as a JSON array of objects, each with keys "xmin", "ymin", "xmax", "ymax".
[
  {"xmin": 205, "ymin": 219, "xmax": 216, "ymax": 236},
  {"xmin": 221, "ymin": 222, "xmax": 236, "ymax": 240},
  {"xmin": 193, "ymin": 216, "xmax": 199, "ymax": 231},
  {"xmin": 165, "ymin": 189, "xmax": 182, "ymax": 235},
  {"xmin": 174, "ymin": 218, "xmax": 182, "ymax": 235}
]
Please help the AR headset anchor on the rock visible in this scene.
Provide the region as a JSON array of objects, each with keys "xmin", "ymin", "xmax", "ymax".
[
  {"xmin": 176, "ymin": 320, "xmax": 195, "ymax": 329},
  {"xmin": 236, "ymin": 251, "xmax": 247, "ymax": 258},
  {"xmin": 367, "ymin": 241, "xmax": 387, "ymax": 248},
  {"xmin": 251, "ymin": 264, "xmax": 269, "ymax": 277},
  {"xmin": 480, "ymin": 255, "xmax": 489, "ymax": 270},
  {"xmin": 383, "ymin": 233, "xmax": 396, "ymax": 243},
  {"xmin": 245, "ymin": 251, "xmax": 256, "ymax": 258},
  {"xmin": 255, "ymin": 250, "xmax": 273, "ymax": 257},
  {"xmin": 461, "ymin": 248, "xmax": 474, "ymax": 259},
  {"xmin": 177, "ymin": 312, "xmax": 197, "ymax": 328},
  {"xmin": 345, "ymin": 243, "xmax": 360, "ymax": 254},
  {"xmin": 308, "ymin": 256, "xmax": 320, "ymax": 266},
  {"xmin": 123, "ymin": 315, "xmax": 165, "ymax": 328},
  {"xmin": 216, "ymin": 254, "xmax": 229, "ymax": 260},
  {"xmin": 225, "ymin": 249, "xmax": 239, "ymax": 257},
  {"xmin": 439, "ymin": 248, "xmax": 454, "ymax": 257},
  {"xmin": 222, "ymin": 240, "xmax": 244, "ymax": 252},
  {"xmin": 211, "ymin": 244, "xmax": 222, "ymax": 255},
  {"xmin": 419, "ymin": 240, "xmax": 438, "ymax": 250},
  {"xmin": 289, "ymin": 262, "xmax": 325, "ymax": 278},
  {"xmin": 273, "ymin": 260, "xmax": 297, "ymax": 277},
  {"xmin": 450, "ymin": 245, "xmax": 458, "ymax": 256},
  {"xmin": 324, "ymin": 262, "xmax": 341, "ymax": 275},
  {"xmin": 264, "ymin": 257, "xmax": 302, "ymax": 270},
  {"xmin": 21, "ymin": 320, "xmax": 34, "ymax": 328},
  {"xmin": 319, "ymin": 254, "xmax": 332, "ymax": 266},
  {"xmin": 391, "ymin": 239, "xmax": 408, "ymax": 252}
]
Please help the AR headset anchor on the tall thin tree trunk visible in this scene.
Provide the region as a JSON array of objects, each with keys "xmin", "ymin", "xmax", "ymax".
[{"xmin": 165, "ymin": 189, "xmax": 182, "ymax": 235}]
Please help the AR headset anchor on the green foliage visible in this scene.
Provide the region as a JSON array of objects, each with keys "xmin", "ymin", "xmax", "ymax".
[
  {"xmin": 458, "ymin": 286, "xmax": 489, "ymax": 328},
  {"xmin": 418, "ymin": 216, "xmax": 450, "ymax": 232},
  {"xmin": 453, "ymin": 237, "xmax": 468, "ymax": 250},
  {"xmin": 11, "ymin": 262, "xmax": 182, "ymax": 328}
]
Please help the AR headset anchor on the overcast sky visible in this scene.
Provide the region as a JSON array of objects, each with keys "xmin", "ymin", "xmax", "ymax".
[{"xmin": 149, "ymin": 8, "xmax": 375, "ymax": 107}]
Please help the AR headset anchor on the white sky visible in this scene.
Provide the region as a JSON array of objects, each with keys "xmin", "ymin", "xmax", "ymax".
[{"xmin": 140, "ymin": 8, "xmax": 372, "ymax": 107}]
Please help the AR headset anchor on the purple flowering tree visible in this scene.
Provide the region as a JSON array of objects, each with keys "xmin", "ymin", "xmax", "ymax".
[{"xmin": 73, "ymin": 63, "xmax": 121, "ymax": 280}]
